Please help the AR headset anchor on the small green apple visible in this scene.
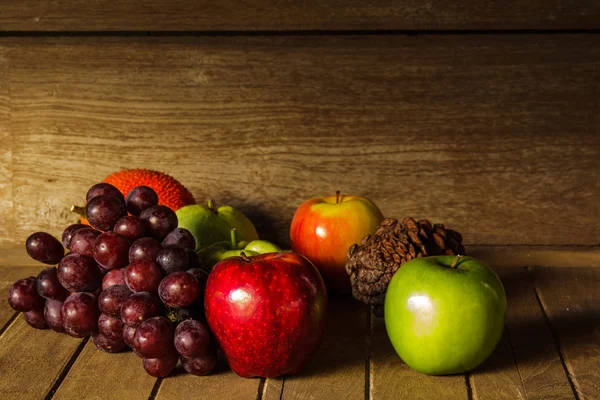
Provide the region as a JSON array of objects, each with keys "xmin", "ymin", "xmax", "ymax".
[
  {"xmin": 384, "ymin": 255, "xmax": 506, "ymax": 375},
  {"xmin": 244, "ymin": 240, "xmax": 282, "ymax": 254},
  {"xmin": 176, "ymin": 200, "xmax": 259, "ymax": 251}
]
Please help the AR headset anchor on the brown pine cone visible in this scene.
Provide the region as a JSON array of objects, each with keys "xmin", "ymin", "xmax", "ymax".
[{"xmin": 345, "ymin": 217, "xmax": 465, "ymax": 315}]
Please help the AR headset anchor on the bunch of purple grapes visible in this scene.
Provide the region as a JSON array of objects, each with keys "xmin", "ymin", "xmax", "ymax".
[{"xmin": 7, "ymin": 183, "xmax": 216, "ymax": 378}]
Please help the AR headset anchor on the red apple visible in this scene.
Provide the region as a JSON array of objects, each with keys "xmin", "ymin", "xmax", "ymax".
[
  {"xmin": 204, "ymin": 252, "xmax": 327, "ymax": 378},
  {"xmin": 290, "ymin": 192, "xmax": 384, "ymax": 294}
]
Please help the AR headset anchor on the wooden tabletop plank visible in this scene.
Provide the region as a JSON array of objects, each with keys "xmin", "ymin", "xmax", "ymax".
[
  {"xmin": 370, "ymin": 313, "xmax": 468, "ymax": 399},
  {"xmin": 52, "ymin": 341, "xmax": 157, "ymax": 400},
  {"xmin": 501, "ymin": 268, "xmax": 575, "ymax": 399},
  {"xmin": 0, "ymin": 318, "xmax": 85, "ymax": 399},
  {"xmin": 531, "ymin": 267, "xmax": 600, "ymax": 399},
  {"xmin": 1, "ymin": 35, "xmax": 599, "ymax": 248},
  {"xmin": 0, "ymin": 0, "xmax": 599, "ymax": 31},
  {"xmin": 0, "ymin": 47, "xmax": 13, "ymax": 249},
  {"xmin": 155, "ymin": 361, "xmax": 261, "ymax": 399},
  {"xmin": 267, "ymin": 298, "xmax": 367, "ymax": 400}
]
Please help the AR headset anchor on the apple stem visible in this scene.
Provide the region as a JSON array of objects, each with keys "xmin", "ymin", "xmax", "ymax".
[
  {"xmin": 450, "ymin": 255, "xmax": 463, "ymax": 269},
  {"xmin": 240, "ymin": 251, "xmax": 251, "ymax": 262},
  {"xmin": 336, "ymin": 190, "xmax": 341, "ymax": 204},
  {"xmin": 70, "ymin": 205, "xmax": 86, "ymax": 218},
  {"xmin": 230, "ymin": 228, "xmax": 238, "ymax": 249},
  {"xmin": 207, "ymin": 199, "xmax": 217, "ymax": 213}
]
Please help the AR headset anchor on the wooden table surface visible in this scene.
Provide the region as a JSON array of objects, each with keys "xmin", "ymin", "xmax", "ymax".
[{"xmin": 0, "ymin": 248, "xmax": 598, "ymax": 400}]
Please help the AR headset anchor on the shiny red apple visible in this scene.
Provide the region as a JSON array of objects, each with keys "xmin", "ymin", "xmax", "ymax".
[
  {"xmin": 204, "ymin": 252, "xmax": 327, "ymax": 378},
  {"xmin": 290, "ymin": 192, "xmax": 384, "ymax": 294}
]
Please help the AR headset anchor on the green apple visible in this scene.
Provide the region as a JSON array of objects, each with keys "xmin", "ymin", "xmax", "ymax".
[
  {"xmin": 176, "ymin": 200, "xmax": 259, "ymax": 251},
  {"xmin": 384, "ymin": 255, "xmax": 506, "ymax": 375},
  {"xmin": 244, "ymin": 240, "xmax": 282, "ymax": 254}
]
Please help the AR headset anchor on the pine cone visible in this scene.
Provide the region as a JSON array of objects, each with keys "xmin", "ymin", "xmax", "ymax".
[{"xmin": 345, "ymin": 217, "xmax": 465, "ymax": 315}]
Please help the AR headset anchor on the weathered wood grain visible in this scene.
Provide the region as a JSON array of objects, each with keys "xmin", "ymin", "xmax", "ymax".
[
  {"xmin": 501, "ymin": 267, "xmax": 575, "ymax": 399},
  {"xmin": 264, "ymin": 299, "xmax": 367, "ymax": 400},
  {"xmin": 469, "ymin": 246, "xmax": 600, "ymax": 269},
  {"xmin": 1, "ymin": 35, "xmax": 599, "ymax": 248},
  {"xmin": 0, "ymin": 47, "xmax": 13, "ymax": 248},
  {"xmin": 370, "ymin": 312, "xmax": 468, "ymax": 399},
  {"xmin": 0, "ymin": 317, "xmax": 84, "ymax": 399},
  {"xmin": 0, "ymin": 0, "xmax": 599, "ymax": 31},
  {"xmin": 52, "ymin": 341, "xmax": 157, "ymax": 400},
  {"xmin": 531, "ymin": 267, "xmax": 600, "ymax": 399}
]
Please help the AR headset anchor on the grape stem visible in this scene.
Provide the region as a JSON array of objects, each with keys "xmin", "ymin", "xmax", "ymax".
[
  {"xmin": 70, "ymin": 205, "xmax": 86, "ymax": 218},
  {"xmin": 450, "ymin": 255, "xmax": 463, "ymax": 269}
]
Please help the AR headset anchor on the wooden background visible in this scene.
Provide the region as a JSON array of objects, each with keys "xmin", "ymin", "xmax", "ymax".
[{"xmin": 0, "ymin": 3, "xmax": 599, "ymax": 251}]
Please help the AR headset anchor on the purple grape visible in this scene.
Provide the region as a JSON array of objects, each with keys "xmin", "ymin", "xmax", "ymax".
[
  {"xmin": 8, "ymin": 277, "xmax": 45, "ymax": 312},
  {"xmin": 129, "ymin": 237, "xmax": 162, "ymax": 263},
  {"xmin": 162, "ymin": 228, "xmax": 196, "ymax": 251},
  {"xmin": 61, "ymin": 292, "xmax": 100, "ymax": 338},
  {"xmin": 133, "ymin": 316, "xmax": 175, "ymax": 359},
  {"xmin": 143, "ymin": 351, "xmax": 179, "ymax": 377},
  {"xmin": 123, "ymin": 325, "xmax": 137, "ymax": 349},
  {"xmin": 62, "ymin": 223, "xmax": 88, "ymax": 249},
  {"xmin": 57, "ymin": 253, "xmax": 102, "ymax": 292},
  {"xmin": 158, "ymin": 272, "xmax": 199, "ymax": 308},
  {"xmin": 70, "ymin": 227, "xmax": 101, "ymax": 258},
  {"xmin": 44, "ymin": 299, "xmax": 65, "ymax": 332},
  {"xmin": 126, "ymin": 260, "xmax": 162, "ymax": 293},
  {"xmin": 140, "ymin": 205, "xmax": 178, "ymax": 241},
  {"xmin": 93, "ymin": 232, "xmax": 130, "ymax": 269},
  {"xmin": 114, "ymin": 216, "xmax": 146, "ymax": 241},
  {"xmin": 125, "ymin": 186, "xmax": 159, "ymax": 216},
  {"xmin": 186, "ymin": 250, "xmax": 202, "ymax": 270},
  {"xmin": 25, "ymin": 232, "xmax": 64, "ymax": 265},
  {"xmin": 36, "ymin": 267, "xmax": 69, "ymax": 300},
  {"xmin": 174, "ymin": 319, "xmax": 211, "ymax": 358},
  {"xmin": 92, "ymin": 332, "xmax": 127, "ymax": 353},
  {"xmin": 102, "ymin": 268, "xmax": 126, "ymax": 290},
  {"xmin": 156, "ymin": 246, "xmax": 189, "ymax": 276},
  {"xmin": 86, "ymin": 183, "xmax": 125, "ymax": 203},
  {"xmin": 98, "ymin": 313, "xmax": 124, "ymax": 341},
  {"xmin": 181, "ymin": 349, "xmax": 217, "ymax": 376},
  {"xmin": 121, "ymin": 292, "xmax": 162, "ymax": 327},
  {"xmin": 187, "ymin": 268, "xmax": 208, "ymax": 288},
  {"xmin": 86, "ymin": 195, "xmax": 127, "ymax": 231},
  {"xmin": 98, "ymin": 284, "xmax": 132, "ymax": 318},
  {"xmin": 23, "ymin": 308, "xmax": 49, "ymax": 329}
]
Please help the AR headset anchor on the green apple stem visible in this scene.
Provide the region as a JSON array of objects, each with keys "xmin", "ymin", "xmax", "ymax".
[
  {"xmin": 450, "ymin": 255, "xmax": 463, "ymax": 269},
  {"xmin": 70, "ymin": 205, "xmax": 86, "ymax": 218},
  {"xmin": 207, "ymin": 199, "xmax": 217, "ymax": 213},
  {"xmin": 336, "ymin": 190, "xmax": 341, "ymax": 204},
  {"xmin": 230, "ymin": 228, "xmax": 238, "ymax": 249}
]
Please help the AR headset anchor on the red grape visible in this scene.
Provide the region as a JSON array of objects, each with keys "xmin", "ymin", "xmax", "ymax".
[
  {"xmin": 162, "ymin": 228, "xmax": 196, "ymax": 251},
  {"xmin": 125, "ymin": 186, "xmax": 158, "ymax": 216},
  {"xmin": 123, "ymin": 324, "xmax": 137, "ymax": 349},
  {"xmin": 57, "ymin": 253, "xmax": 102, "ymax": 292},
  {"xmin": 36, "ymin": 267, "xmax": 69, "ymax": 300},
  {"xmin": 70, "ymin": 227, "xmax": 101, "ymax": 258},
  {"xmin": 102, "ymin": 268, "xmax": 126, "ymax": 290},
  {"xmin": 142, "ymin": 352, "xmax": 179, "ymax": 377},
  {"xmin": 156, "ymin": 246, "xmax": 189, "ymax": 276},
  {"xmin": 62, "ymin": 223, "xmax": 88, "ymax": 249},
  {"xmin": 140, "ymin": 205, "xmax": 178, "ymax": 241},
  {"xmin": 133, "ymin": 316, "xmax": 175, "ymax": 358},
  {"xmin": 93, "ymin": 231, "xmax": 130, "ymax": 269},
  {"xmin": 129, "ymin": 237, "xmax": 162, "ymax": 263},
  {"xmin": 186, "ymin": 249, "xmax": 202, "ymax": 270},
  {"xmin": 92, "ymin": 332, "xmax": 127, "ymax": 353},
  {"xmin": 8, "ymin": 277, "xmax": 45, "ymax": 312},
  {"xmin": 181, "ymin": 349, "xmax": 217, "ymax": 376},
  {"xmin": 44, "ymin": 299, "xmax": 65, "ymax": 332},
  {"xmin": 121, "ymin": 292, "xmax": 162, "ymax": 327},
  {"xmin": 98, "ymin": 284, "xmax": 132, "ymax": 318},
  {"xmin": 174, "ymin": 319, "xmax": 211, "ymax": 358},
  {"xmin": 23, "ymin": 308, "xmax": 49, "ymax": 329},
  {"xmin": 126, "ymin": 260, "xmax": 162, "ymax": 292},
  {"xmin": 86, "ymin": 183, "xmax": 125, "ymax": 204},
  {"xmin": 114, "ymin": 216, "xmax": 146, "ymax": 241},
  {"xmin": 61, "ymin": 292, "xmax": 100, "ymax": 338},
  {"xmin": 26, "ymin": 232, "xmax": 64, "ymax": 265},
  {"xmin": 86, "ymin": 195, "xmax": 127, "ymax": 231},
  {"xmin": 98, "ymin": 313, "xmax": 124, "ymax": 341},
  {"xmin": 158, "ymin": 272, "xmax": 199, "ymax": 308}
]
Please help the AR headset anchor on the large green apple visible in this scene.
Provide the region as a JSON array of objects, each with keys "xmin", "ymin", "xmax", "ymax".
[
  {"xmin": 384, "ymin": 255, "xmax": 506, "ymax": 375},
  {"xmin": 176, "ymin": 200, "xmax": 259, "ymax": 251}
]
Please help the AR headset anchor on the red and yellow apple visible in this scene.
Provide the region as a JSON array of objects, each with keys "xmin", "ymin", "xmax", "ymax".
[{"xmin": 290, "ymin": 192, "xmax": 384, "ymax": 294}]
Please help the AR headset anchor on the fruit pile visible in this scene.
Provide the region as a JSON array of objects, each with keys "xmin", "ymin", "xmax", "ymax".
[{"xmin": 7, "ymin": 183, "xmax": 216, "ymax": 378}]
